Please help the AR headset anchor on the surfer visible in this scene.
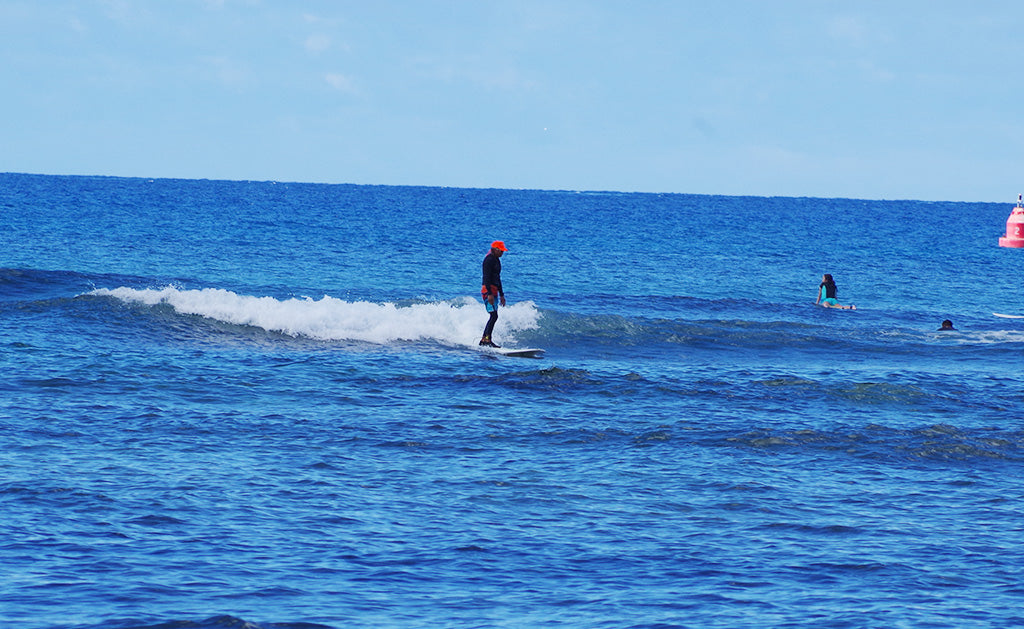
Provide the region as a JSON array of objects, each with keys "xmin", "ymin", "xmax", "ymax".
[
  {"xmin": 938, "ymin": 319, "xmax": 955, "ymax": 331},
  {"xmin": 479, "ymin": 240, "xmax": 508, "ymax": 347},
  {"xmin": 816, "ymin": 274, "xmax": 856, "ymax": 310}
]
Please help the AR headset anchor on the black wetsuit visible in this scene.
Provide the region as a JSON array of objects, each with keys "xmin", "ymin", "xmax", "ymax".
[{"xmin": 481, "ymin": 252, "xmax": 503, "ymax": 340}]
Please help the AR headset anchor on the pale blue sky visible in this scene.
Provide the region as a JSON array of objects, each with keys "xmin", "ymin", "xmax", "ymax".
[{"xmin": 2, "ymin": 1, "xmax": 1022, "ymax": 201}]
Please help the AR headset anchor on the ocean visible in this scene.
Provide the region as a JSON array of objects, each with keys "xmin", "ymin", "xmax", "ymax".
[{"xmin": 2, "ymin": 171, "xmax": 1024, "ymax": 628}]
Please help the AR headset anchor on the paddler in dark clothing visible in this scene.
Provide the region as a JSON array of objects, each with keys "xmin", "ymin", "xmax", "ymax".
[
  {"xmin": 816, "ymin": 273, "xmax": 856, "ymax": 310},
  {"xmin": 480, "ymin": 240, "xmax": 507, "ymax": 347}
]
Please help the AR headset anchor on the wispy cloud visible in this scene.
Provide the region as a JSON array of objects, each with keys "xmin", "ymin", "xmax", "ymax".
[
  {"xmin": 202, "ymin": 55, "xmax": 252, "ymax": 88},
  {"xmin": 325, "ymin": 72, "xmax": 357, "ymax": 94},
  {"xmin": 69, "ymin": 16, "xmax": 88, "ymax": 34},
  {"xmin": 827, "ymin": 15, "xmax": 870, "ymax": 46},
  {"xmin": 305, "ymin": 33, "xmax": 331, "ymax": 54}
]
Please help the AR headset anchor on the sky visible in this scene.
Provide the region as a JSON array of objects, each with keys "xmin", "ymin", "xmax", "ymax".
[{"xmin": 1, "ymin": 0, "xmax": 1022, "ymax": 202}]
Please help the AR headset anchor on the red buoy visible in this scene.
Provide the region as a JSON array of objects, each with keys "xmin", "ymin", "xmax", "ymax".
[{"xmin": 999, "ymin": 194, "xmax": 1024, "ymax": 248}]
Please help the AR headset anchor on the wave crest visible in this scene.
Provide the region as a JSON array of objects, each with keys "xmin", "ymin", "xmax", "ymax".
[{"xmin": 89, "ymin": 286, "xmax": 540, "ymax": 346}]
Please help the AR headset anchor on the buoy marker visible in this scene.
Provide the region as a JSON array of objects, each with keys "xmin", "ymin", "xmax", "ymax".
[{"xmin": 998, "ymin": 194, "xmax": 1024, "ymax": 248}]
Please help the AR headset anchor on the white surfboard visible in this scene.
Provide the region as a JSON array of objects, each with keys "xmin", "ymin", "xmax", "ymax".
[
  {"xmin": 993, "ymin": 312, "xmax": 1024, "ymax": 319},
  {"xmin": 479, "ymin": 346, "xmax": 545, "ymax": 358}
]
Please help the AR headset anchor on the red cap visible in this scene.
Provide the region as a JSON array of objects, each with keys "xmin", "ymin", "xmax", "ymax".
[{"xmin": 491, "ymin": 240, "xmax": 508, "ymax": 252}]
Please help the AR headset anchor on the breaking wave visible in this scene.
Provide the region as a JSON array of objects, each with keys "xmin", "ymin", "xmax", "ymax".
[{"xmin": 89, "ymin": 286, "xmax": 541, "ymax": 347}]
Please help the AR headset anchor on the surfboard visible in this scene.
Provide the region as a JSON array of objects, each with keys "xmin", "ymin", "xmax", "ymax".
[
  {"xmin": 993, "ymin": 312, "xmax": 1024, "ymax": 319},
  {"xmin": 479, "ymin": 346, "xmax": 545, "ymax": 358}
]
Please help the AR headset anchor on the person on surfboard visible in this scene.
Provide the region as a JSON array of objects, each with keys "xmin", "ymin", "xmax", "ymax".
[
  {"xmin": 479, "ymin": 240, "xmax": 507, "ymax": 347},
  {"xmin": 816, "ymin": 273, "xmax": 856, "ymax": 310},
  {"xmin": 938, "ymin": 319, "xmax": 955, "ymax": 331}
]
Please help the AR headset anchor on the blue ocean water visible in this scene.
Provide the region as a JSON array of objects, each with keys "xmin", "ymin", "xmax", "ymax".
[{"xmin": 3, "ymin": 171, "xmax": 1024, "ymax": 628}]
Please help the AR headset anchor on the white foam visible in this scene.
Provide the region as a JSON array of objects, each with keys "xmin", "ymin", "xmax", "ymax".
[
  {"xmin": 90, "ymin": 286, "xmax": 541, "ymax": 346},
  {"xmin": 959, "ymin": 330, "xmax": 1024, "ymax": 345}
]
